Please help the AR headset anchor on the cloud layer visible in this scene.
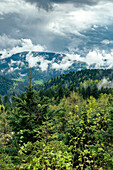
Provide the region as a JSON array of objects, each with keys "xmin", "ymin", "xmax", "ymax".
[
  {"xmin": 0, "ymin": 0, "xmax": 113, "ymax": 52},
  {"xmin": 0, "ymin": 0, "xmax": 113, "ymax": 69},
  {"xmin": 0, "ymin": 38, "xmax": 46, "ymax": 59},
  {"xmin": 25, "ymin": 0, "xmax": 113, "ymax": 10}
]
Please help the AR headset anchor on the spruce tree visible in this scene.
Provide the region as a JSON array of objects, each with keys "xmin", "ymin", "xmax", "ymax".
[
  {"xmin": 57, "ymin": 86, "xmax": 64, "ymax": 100},
  {"xmin": 92, "ymin": 84, "xmax": 99, "ymax": 99},
  {"xmin": 9, "ymin": 70, "xmax": 48, "ymax": 144},
  {"xmin": 3, "ymin": 95, "xmax": 10, "ymax": 106},
  {"xmin": 0, "ymin": 95, "xmax": 2, "ymax": 105}
]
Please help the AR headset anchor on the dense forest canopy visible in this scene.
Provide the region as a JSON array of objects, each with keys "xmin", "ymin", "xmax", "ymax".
[
  {"xmin": 0, "ymin": 69, "xmax": 113, "ymax": 169},
  {"xmin": 1, "ymin": 69, "xmax": 113, "ymax": 96},
  {"xmin": 36, "ymin": 69, "xmax": 113, "ymax": 92}
]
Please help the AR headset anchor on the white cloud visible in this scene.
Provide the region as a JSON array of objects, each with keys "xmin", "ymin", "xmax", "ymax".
[
  {"xmin": 0, "ymin": 39, "xmax": 46, "ymax": 59},
  {"xmin": 26, "ymin": 52, "xmax": 51, "ymax": 71},
  {"xmin": 0, "ymin": 0, "xmax": 38, "ymax": 16},
  {"xmin": 77, "ymin": 49, "xmax": 113, "ymax": 68},
  {"xmin": 52, "ymin": 53, "xmax": 81, "ymax": 70},
  {"xmin": 101, "ymin": 40, "xmax": 113, "ymax": 45},
  {"xmin": 85, "ymin": 51, "xmax": 104, "ymax": 65},
  {"xmin": 0, "ymin": 34, "xmax": 21, "ymax": 49},
  {"xmin": 98, "ymin": 78, "xmax": 113, "ymax": 89},
  {"xmin": 52, "ymin": 49, "xmax": 113, "ymax": 70},
  {"xmin": 47, "ymin": 2, "xmax": 113, "ymax": 36},
  {"xmin": 7, "ymin": 66, "xmax": 19, "ymax": 73},
  {"xmin": 13, "ymin": 39, "xmax": 46, "ymax": 52},
  {"xmin": 52, "ymin": 60, "xmax": 73, "ymax": 70}
]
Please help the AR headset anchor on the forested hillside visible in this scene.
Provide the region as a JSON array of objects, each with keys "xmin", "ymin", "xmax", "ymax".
[
  {"xmin": 0, "ymin": 69, "xmax": 113, "ymax": 97},
  {"xmin": 0, "ymin": 71, "xmax": 113, "ymax": 169},
  {"xmin": 36, "ymin": 69, "xmax": 113, "ymax": 92},
  {"xmin": 0, "ymin": 76, "xmax": 13, "ymax": 95},
  {"xmin": 0, "ymin": 76, "xmax": 25, "ymax": 96},
  {"xmin": 1, "ymin": 0, "xmax": 113, "ymax": 168},
  {"xmin": 0, "ymin": 51, "xmax": 87, "ymax": 84}
]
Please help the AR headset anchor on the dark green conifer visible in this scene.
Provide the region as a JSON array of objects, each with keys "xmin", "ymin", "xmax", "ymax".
[
  {"xmin": 92, "ymin": 84, "xmax": 99, "ymax": 99},
  {"xmin": 86, "ymin": 86, "xmax": 91, "ymax": 98},
  {"xmin": 0, "ymin": 95, "xmax": 2, "ymax": 105},
  {"xmin": 57, "ymin": 86, "xmax": 64, "ymax": 100},
  {"xmin": 9, "ymin": 69, "xmax": 51, "ymax": 144},
  {"xmin": 3, "ymin": 95, "xmax": 10, "ymax": 106}
]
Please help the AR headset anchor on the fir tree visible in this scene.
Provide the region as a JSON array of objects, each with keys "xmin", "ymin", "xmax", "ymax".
[
  {"xmin": 0, "ymin": 95, "xmax": 2, "ymax": 105},
  {"xmin": 3, "ymin": 95, "xmax": 10, "ymax": 106},
  {"xmin": 9, "ymin": 70, "xmax": 51, "ymax": 144}
]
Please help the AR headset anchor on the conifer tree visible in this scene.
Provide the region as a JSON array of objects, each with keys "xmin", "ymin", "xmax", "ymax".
[
  {"xmin": 86, "ymin": 85, "xmax": 91, "ymax": 98},
  {"xmin": 0, "ymin": 95, "xmax": 2, "ymax": 105},
  {"xmin": 9, "ymin": 69, "xmax": 53, "ymax": 144},
  {"xmin": 92, "ymin": 84, "xmax": 99, "ymax": 99},
  {"xmin": 3, "ymin": 95, "xmax": 10, "ymax": 106},
  {"xmin": 57, "ymin": 86, "xmax": 64, "ymax": 100},
  {"xmin": 9, "ymin": 69, "xmax": 47, "ymax": 144}
]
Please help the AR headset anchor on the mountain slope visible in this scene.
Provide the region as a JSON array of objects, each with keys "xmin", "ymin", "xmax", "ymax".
[
  {"xmin": 0, "ymin": 51, "xmax": 88, "ymax": 84},
  {"xmin": 0, "ymin": 69, "xmax": 113, "ymax": 96},
  {"xmin": 0, "ymin": 76, "xmax": 14, "ymax": 95},
  {"xmin": 0, "ymin": 76, "xmax": 26, "ymax": 96},
  {"xmin": 36, "ymin": 69, "xmax": 113, "ymax": 91},
  {"xmin": 1, "ymin": 51, "xmax": 113, "ymax": 86}
]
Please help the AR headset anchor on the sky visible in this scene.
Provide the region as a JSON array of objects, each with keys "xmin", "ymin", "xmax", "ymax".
[{"xmin": 0, "ymin": 0, "xmax": 113, "ymax": 67}]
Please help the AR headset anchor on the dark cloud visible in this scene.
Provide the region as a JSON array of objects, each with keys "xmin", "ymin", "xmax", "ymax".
[
  {"xmin": 1, "ymin": 0, "xmax": 113, "ymax": 53},
  {"xmin": 25, "ymin": 0, "xmax": 52, "ymax": 10},
  {"xmin": 0, "ymin": 14, "xmax": 21, "ymax": 37},
  {"xmin": 25, "ymin": 0, "xmax": 110, "ymax": 10}
]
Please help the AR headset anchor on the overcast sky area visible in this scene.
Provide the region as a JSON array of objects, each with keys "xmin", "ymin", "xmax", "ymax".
[{"xmin": 0, "ymin": 0, "xmax": 113, "ymax": 66}]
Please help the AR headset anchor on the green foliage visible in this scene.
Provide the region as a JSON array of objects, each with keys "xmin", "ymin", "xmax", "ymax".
[
  {"xmin": 52, "ymin": 94, "xmax": 113, "ymax": 169},
  {"xmin": 19, "ymin": 141, "xmax": 72, "ymax": 170},
  {"xmin": 9, "ymin": 86, "xmax": 51, "ymax": 144},
  {"xmin": 18, "ymin": 116, "xmax": 72, "ymax": 169},
  {"xmin": 3, "ymin": 95, "xmax": 10, "ymax": 106},
  {"xmin": 0, "ymin": 95, "xmax": 2, "ymax": 105},
  {"xmin": 0, "ymin": 105, "xmax": 16, "ymax": 169},
  {"xmin": 34, "ymin": 79, "xmax": 43, "ymax": 85},
  {"xmin": 0, "ymin": 73, "xmax": 113, "ymax": 169},
  {"xmin": 36, "ymin": 69, "xmax": 113, "ymax": 103},
  {"xmin": 36, "ymin": 69, "xmax": 113, "ymax": 93},
  {"xmin": 12, "ymin": 78, "xmax": 25, "ymax": 82}
]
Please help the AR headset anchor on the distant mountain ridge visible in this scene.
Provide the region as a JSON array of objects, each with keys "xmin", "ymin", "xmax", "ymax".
[
  {"xmin": 0, "ymin": 51, "xmax": 113, "ymax": 96},
  {"xmin": 0, "ymin": 51, "xmax": 88, "ymax": 84},
  {"xmin": 0, "ymin": 51, "xmax": 113, "ymax": 86}
]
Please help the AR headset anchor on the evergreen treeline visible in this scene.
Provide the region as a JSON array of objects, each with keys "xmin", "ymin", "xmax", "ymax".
[
  {"xmin": 0, "ymin": 79, "xmax": 113, "ymax": 169},
  {"xmin": 37, "ymin": 82, "xmax": 113, "ymax": 102},
  {"xmin": 36, "ymin": 69, "xmax": 113, "ymax": 92},
  {"xmin": 0, "ymin": 69, "xmax": 113, "ymax": 97}
]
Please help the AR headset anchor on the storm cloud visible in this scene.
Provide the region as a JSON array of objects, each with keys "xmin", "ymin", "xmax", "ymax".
[
  {"xmin": 25, "ymin": 0, "xmax": 112, "ymax": 10},
  {"xmin": 0, "ymin": 0, "xmax": 113, "ymax": 60}
]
